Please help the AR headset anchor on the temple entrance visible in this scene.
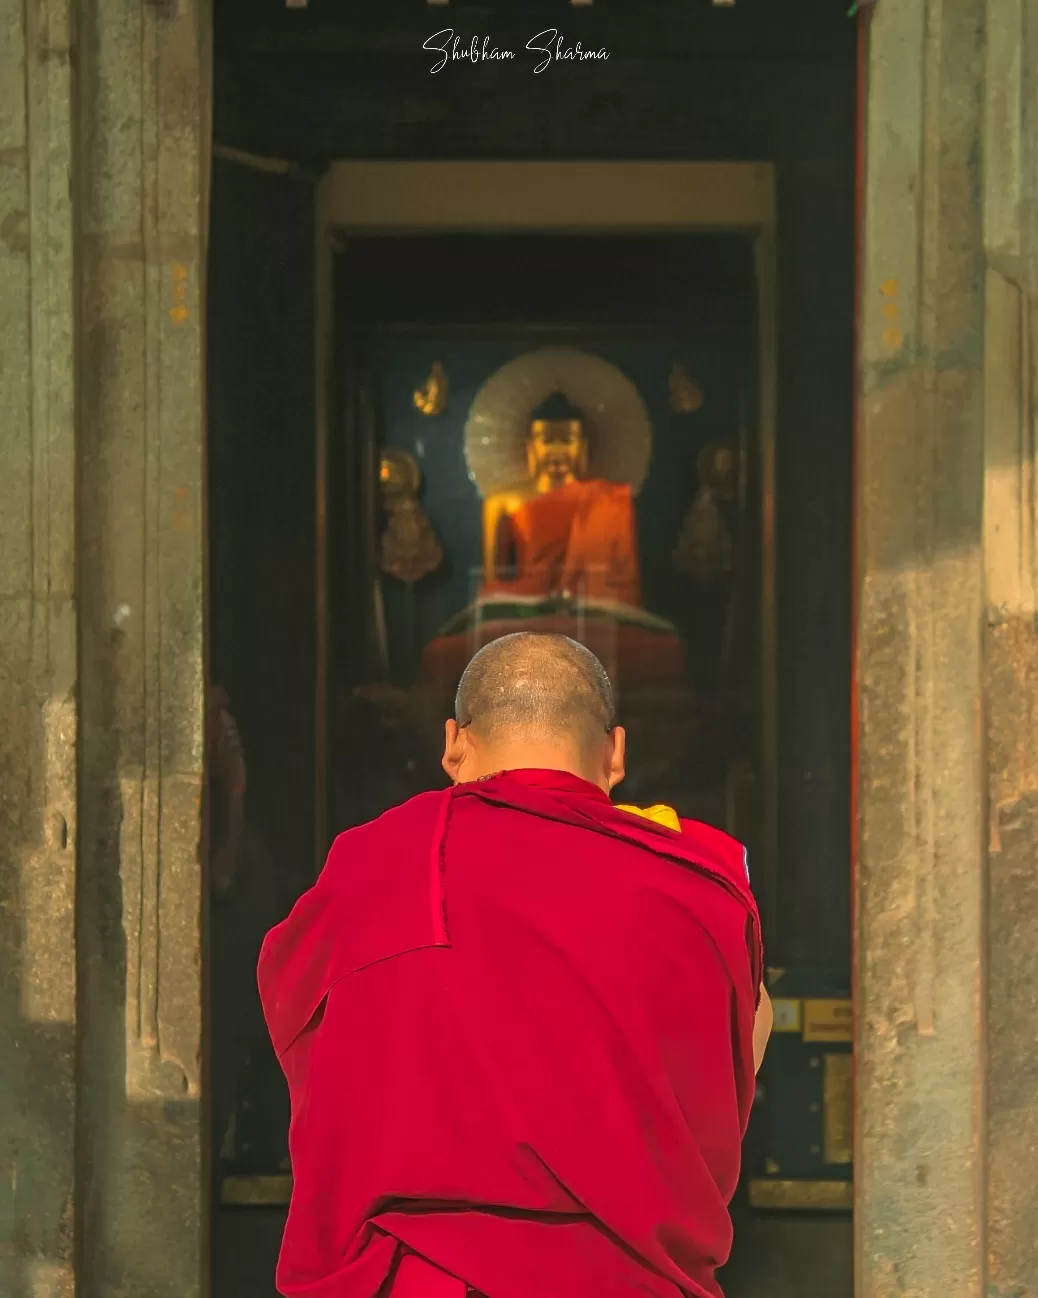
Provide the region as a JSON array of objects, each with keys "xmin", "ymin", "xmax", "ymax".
[
  {"xmin": 206, "ymin": 5, "xmax": 856, "ymax": 1296},
  {"xmin": 207, "ymin": 155, "xmax": 852, "ymax": 1295},
  {"xmin": 8, "ymin": 0, "xmax": 1030, "ymax": 1291}
]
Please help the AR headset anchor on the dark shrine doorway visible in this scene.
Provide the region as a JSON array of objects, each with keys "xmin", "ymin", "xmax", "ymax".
[{"xmin": 206, "ymin": 3, "xmax": 856, "ymax": 1295}]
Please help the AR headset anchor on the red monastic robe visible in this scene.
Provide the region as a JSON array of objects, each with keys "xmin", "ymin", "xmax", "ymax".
[{"xmin": 258, "ymin": 769, "xmax": 762, "ymax": 1298}]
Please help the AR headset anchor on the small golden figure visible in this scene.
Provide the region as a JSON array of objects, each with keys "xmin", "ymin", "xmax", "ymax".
[
  {"xmin": 413, "ymin": 361, "xmax": 448, "ymax": 416},
  {"xmin": 379, "ymin": 449, "xmax": 443, "ymax": 584},
  {"xmin": 672, "ymin": 442, "xmax": 736, "ymax": 583}
]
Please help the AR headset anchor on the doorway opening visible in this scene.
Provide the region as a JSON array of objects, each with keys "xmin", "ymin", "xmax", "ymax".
[
  {"xmin": 207, "ymin": 160, "xmax": 850, "ymax": 1298},
  {"xmin": 207, "ymin": 3, "xmax": 856, "ymax": 1292}
]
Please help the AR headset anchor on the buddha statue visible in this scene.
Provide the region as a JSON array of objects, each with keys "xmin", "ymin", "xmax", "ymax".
[
  {"xmin": 481, "ymin": 391, "xmax": 642, "ymax": 607},
  {"xmin": 421, "ymin": 375, "xmax": 684, "ymax": 693}
]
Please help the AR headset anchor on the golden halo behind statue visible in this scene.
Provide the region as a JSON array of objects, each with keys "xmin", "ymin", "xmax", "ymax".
[{"xmin": 464, "ymin": 347, "xmax": 653, "ymax": 499}]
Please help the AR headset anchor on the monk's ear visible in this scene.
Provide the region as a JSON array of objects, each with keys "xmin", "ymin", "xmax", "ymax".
[
  {"xmin": 442, "ymin": 719, "xmax": 467, "ymax": 783},
  {"xmin": 605, "ymin": 725, "xmax": 626, "ymax": 791}
]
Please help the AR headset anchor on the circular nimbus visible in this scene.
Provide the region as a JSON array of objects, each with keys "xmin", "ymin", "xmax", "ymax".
[{"xmin": 464, "ymin": 347, "xmax": 653, "ymax": 500}]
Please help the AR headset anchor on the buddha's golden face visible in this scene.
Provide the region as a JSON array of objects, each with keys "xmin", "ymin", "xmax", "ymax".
[{"xmin": 527, "ymin": 418, "xmax": 589, "ymax": 487}]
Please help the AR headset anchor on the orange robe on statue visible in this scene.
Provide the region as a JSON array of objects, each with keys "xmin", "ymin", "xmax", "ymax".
[{"xmin": 486, "ymin": 479, "xmax": 642, "ymax": 606}]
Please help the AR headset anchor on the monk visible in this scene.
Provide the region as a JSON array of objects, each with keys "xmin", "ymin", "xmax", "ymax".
[{"xmin": 258, "ymin": 633, "xmax": 771, "ymax": 1298}]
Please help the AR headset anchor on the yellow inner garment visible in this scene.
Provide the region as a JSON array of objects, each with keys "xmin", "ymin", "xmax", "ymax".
[{"xmin": 615, "ymin": 803, "xmax": 681, "ymax": 832}]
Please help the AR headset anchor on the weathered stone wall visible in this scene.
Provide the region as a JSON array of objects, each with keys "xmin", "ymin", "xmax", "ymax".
[
  {"xmin": 1, "ymin": 0, "xmax": 209, "ymax": 1294},
  {"xmin": 75, "ymin": 0, "xmax": 210, "ymax": 1293},
  {"xmin": 857, "ymin": 2, "xmax": 987, "ymax": 1294},
  {"xmin": 859, "ymin": 1, "xmax": 1038, "ymax": 1295}
]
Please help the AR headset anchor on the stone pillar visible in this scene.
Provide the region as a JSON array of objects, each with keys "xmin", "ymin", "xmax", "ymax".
[
  {"xmin": 856, "ymin": 1, "xmax": 987, "ymax": 1295},
  {"xmin": 0, "ymin": 0, "xmax": 78, "ymax": 1294},
  {"xmin": 75, "ymin": 0, "xmax": 210, "ymax": 1294},
  {"xmin": 1, "ymin": 0, "xmax": 209, "ymax": 1293},
  {"xmin": 860, "ymin": 0, "xmax": 1038, "ymax": 1294}
]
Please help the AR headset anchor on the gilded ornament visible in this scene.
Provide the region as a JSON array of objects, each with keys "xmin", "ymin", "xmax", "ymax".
[
  {"xmin": 413, "ymin": 361, "xmax": 448, "ymax": 416},
  {"xmin": 378, "ymin": 449, "xmax": 443, "ymax": 584},
  {"xmin": 672, "ymin": 442, "xmax": 737, "ymax": 583}
]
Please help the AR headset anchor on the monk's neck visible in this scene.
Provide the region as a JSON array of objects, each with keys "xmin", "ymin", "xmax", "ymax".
[{"xmin": 464, "ymin": 746, "xmax": 606, "ymax": 793}]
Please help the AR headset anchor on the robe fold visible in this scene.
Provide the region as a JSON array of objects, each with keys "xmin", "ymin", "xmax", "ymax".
[{"xmin": 258, "ymin": 769, "xmax": 762, "ymax": 1298}]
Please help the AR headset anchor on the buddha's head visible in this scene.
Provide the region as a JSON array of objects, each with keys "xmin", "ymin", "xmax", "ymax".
[{"xmin": 527, "ymin": 391, "xmax": 589, "ymax": 488}]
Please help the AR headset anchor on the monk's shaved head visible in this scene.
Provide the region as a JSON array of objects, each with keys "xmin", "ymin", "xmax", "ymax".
[{"xmin": 455, "ymin": 633, "xmax": 615, "ymax": 754}]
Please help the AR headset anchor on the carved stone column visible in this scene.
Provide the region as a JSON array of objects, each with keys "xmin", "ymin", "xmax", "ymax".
[
  {"xmin": 2, "ymin": 0, "xmax": 210, "ymax": 1288},
  {"xmin": 857, "ymin": 1, "xmax": 987, "ymax": 1294},
  {"xmin": 860, "ymin": 1, "xmax": 1038, "ymax": 1294},
  {"xmin": 75, "ymin": 0, "xmax": 210, "ymax": 1294}
]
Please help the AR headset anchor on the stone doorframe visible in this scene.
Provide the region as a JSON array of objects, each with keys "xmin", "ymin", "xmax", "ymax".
[
  {"xmin": 856, "ymin": 3, "xmax": 1038, "ymax": 1296},
  {"xmin": 3, "ymin": 2, "xmax": 1038, "ymax": 1296},
  {"xmin": 1, "ymin": 0, "xmax": 210, "ymax": 1294}
]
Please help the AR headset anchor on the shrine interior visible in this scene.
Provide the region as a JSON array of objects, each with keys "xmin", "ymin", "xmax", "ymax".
[
  {"xmin": 206, "ymin": 2, "xmax": 857, "ymax": 1296},
  {"xmin": 330, "ymin": 233, "xmax": 760, "ymax": 829}
]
